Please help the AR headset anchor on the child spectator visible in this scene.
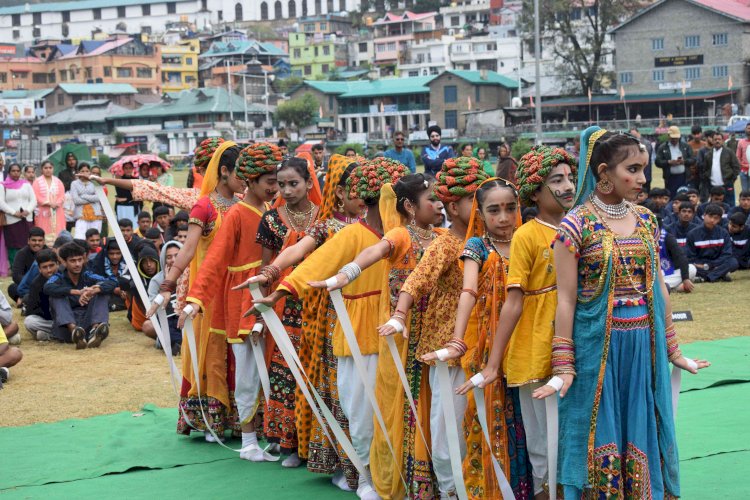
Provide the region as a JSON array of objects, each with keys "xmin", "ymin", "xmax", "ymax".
[
  {"xmin": 22, "ymin": 248, "xmax": 58, "ymax": 341},
  {"xmin": 729, "ymin": 190, "xmax": 750, "ymax": 223},
  {"xmin": 16, "ymin": 233, "xmax": 71, "ymax": 303},
  {"xmin": 88, "ymin": 240, "xmax": 131, "ymax": 311},
  {"xmin": 164, "ymin": 210, "xmax": 188, "ymax": 241},
  {"xmin": 635, "ymin": 189, "xmax": 648, "ymax": 205},
  {"xmin": 666, "ymin": 201, "xmax": 699, "ymax": 246},
  {"xmin": 728, "ymin": 212, "xmax": 750, "ymax": 269},
  {"xmin": 0, "ymin": 289, "xmax": 22, "ymax": 388},
  {"xmin": 144, "ymin": 228, "xmax": 163, "ymax": 254},
  {"xmin": 118, "ymin": 218, "xmax": 142, "ymax": 256},
  {"xmin": 663, "ymin": 193, "xmax": 690, "ymax": 228},
  {"xmin": 686, "ymin": 204, "xmax": 739, "ymax": 282},
  {"xmin": 174, "ymin": 225, "xmax": 188, "ymax": 244},
  {"xmin": 659, "ymin": 220, "xmax": 696, "ymax": 293},
  {"xmin": 152, "ymin": 206, "xmax": 171, "ymax": 240},
  {"xmin": 685, "ymin": 187, "xmax": 700, "ymax": 208},
  {"xmin": 129, "ymin": 243, "xmax": 160, "ymax": 337},
  {"xmin": 43, "ymin": 242, "xmax": 115, "ymax": 348},
  {"xmin": 145, "ymin": 241, "xmax": 182, "ymax": 354},
  {"xmin": 85, "ymin": 228, "xmax": 102, "ymax": 261},
  {"xmin": 697, "ymin": 186, "xmax": 731, "ymax": 221},
  {"xmin": 647, "ymin": 187, "xmax": 671, "ymax": 217},
  {"xmin": 8, "ymin": 227, "xmax": 46, "ymax": 303},
  {"xmin": 135, "ymin": 211, "xmax": 152, "ymax": 238}
]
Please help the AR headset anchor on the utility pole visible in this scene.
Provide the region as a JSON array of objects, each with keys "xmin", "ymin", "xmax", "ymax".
[
  {"xmin": 533, "ymin": 0, "xmax": 543, "ymax": 145},
  {"xmin": 264, "ymin": 70, "xmax": 271, "ymax": 131},
  {"xmin": 242, "ymin": 73, "xmax": 248, "ymax": 138},
  {"xmin": 225, "ymin": 59, "xmax": 234, "ymax": 126}
]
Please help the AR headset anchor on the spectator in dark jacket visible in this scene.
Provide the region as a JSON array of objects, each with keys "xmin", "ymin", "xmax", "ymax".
[
  {"xmin": 43, "ymin": 242, "xmax": 115, "ymax": 348},
  {"xmin": 655, "ymin": 126, "xmax": 695, "ymax": 197},
  {"xmin": 8, "ymin": 227, "xmax": 46, "ymax": 302},
  {"xmin": 88, "ymin": 239, "xmax": 131, "ymax": 311},
  {"xmin": 22, "ymin": 248, "xmax": 58, "ymax": 341},
  {"xmin": 728, "ymin": 190, "xmax": 750, "ymax": 223},
  {"xmin": 728, "ymin": 212, "xmax": 750, "ymax": 269},
  {"xmin": 665, "ymin": 201, "xmax": 699, "ymax": 246},
  {"xmin": 659, "ymin": 226, "xmax": 696, "ymax": 293},
  {"xmin": 686, "ymin": 204, "xmax": 739, "ymax": 282},
  {"xmin": 700, "ymin": 132, "xmax": 741, "ymax": 206},
  {"xmin": 57, "ymin": 152, "xmax": 78, "ymax": 191},
  {"xmin": 421, "ymin": 125, "xmax": 455, "ymax": 177}
]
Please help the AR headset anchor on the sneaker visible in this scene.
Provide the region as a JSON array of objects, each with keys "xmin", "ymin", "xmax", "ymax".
[
  {"xmin": 0, "ymin": 366, "xmax": 9, "ymax": 383},
  {"xmin": 720, "ymin": 274, "xmax": 733, "ymax": 282},
  {"xmin": 35, "ymin": 331, "xmax": 51, "ymax": 342},
  {"xmin": 72, "ymin": 326, "xmax": 87, "ymax": 349},
  {"xmin": 7, "ymin": 333, "xmax": 20, "ymax": 345},
  {"xmin": 692, "ymin": 276, "xmax": 705, "ymax": 284},
  {"xmin": 86, "ymin": 324, "xmax": 109, "ymax": 348}
]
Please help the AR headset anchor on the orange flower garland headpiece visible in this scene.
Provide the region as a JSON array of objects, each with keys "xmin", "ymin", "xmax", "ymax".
[
  {"xmin": 236, "ymin": 143, "xmax": 283, "ymax": 182},
  {"xmin": 346, "ymin": 157, "xmax": 408, "ymax": 201},
  {"xmin": 434, "ymin": 156, "xmax": 489, "ymax": 203},
  {"xmin": 194, "ymin": 137, "xmax": 225, "ymax": 169},
  {"xmin": 516, "ymin": 145, "xmax": 577, "ymax": 207}
]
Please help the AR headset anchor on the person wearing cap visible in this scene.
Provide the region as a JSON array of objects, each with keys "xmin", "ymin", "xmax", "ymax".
[
  {"xmin": 655, "ymin": 126, "xmax": 695, "ymax": 198},
  {"xmin": 421, "ymin": 125, "xmax": 454, "ymax": 177}
]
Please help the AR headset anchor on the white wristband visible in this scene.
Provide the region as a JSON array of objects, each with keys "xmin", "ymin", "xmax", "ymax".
[
  {"xmin": 153, "ymin": 294, "xmax": 165, "ymax": 306},
  {"xmin": 385, "ymin": 318, "xmax": 404, "ymax": 333},
  {"xmin": 325, "ymin": 276, "xmax": 338, "ymax": 288},
  {"xmin": 183, "ymin": 304, "xmax": 194, "ymax": 316},
  {"xmin": 435, "ymin": 348, "xmax": 450, "ymax": 361},
  {"xmin": 545, "ymin": 376, "xmax": 564, "ymax": 392},
  {"xmin": 470, "ymin": 373, "xmax": 485, "ymax": 387},
  {"xmin": 252, "ymin": 323, "xmax": 264, "ymax": 334},
  {"xmin": 686, "ymin": 358, "xmax": 698, "ymax": 371}
]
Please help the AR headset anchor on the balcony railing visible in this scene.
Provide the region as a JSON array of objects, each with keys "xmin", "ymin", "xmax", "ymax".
[{"xmin": 338, "ymin": 103, "xmax": 429, "ymax": 115}]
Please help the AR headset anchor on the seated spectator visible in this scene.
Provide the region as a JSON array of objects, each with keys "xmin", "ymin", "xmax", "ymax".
[
  {"xmin": 16, "ymin": 233, "xmax": 72, "ymax": 303},
  {"xmin": 174, "ymin": 225, "xmax": 188, "ymax": 245},
  {"xmin": 88, "ymin": 240, "xmax": 131, "ymax": 311},
  {"xmin": 728, "ymin": 190, "xmax": 750, "ymax": 223},
  {"xmin": 43, "ymin": 242, "xmax": 115, "ymax": 349},
  {"xmin": 118, "ymin": 218, "xmax": 142, "ymax": 256},
  {"xmin": 648, "ymin": 188, "xmax": 671, "ymax": 218},
  {"xmin": 635, "ymin": 189, "xmax": 648, "ymax": 205},
  {"xmin": 8, "ymin": 227, "xmax": 46, "ymax": 303},
  {"xmin": 129, "ymin": 244, "xmax": 160, "ymax": 336},
  {"xmin": 153, "ymin": 206, "xmax": 171, "ymax": 241},
  {"xmin": 686, "ymin": 204, "xmax": 739, "ymax": 282},
  {"xmin": 659, "ymin": 222, "xmax": 696, "ymax": 293},
  {"xmin": 135, "ymin": 211, "xmax": 152, "ymax": 238},
  {"xmin": 0, "ymin": 289, "xmax": 22, "ymax": 388},
  {"xmin": 145, "ymin": 241, "xmax": 182, "ymax": 354},
  {"xmin": 666, "ymin": 201, "xmax": 699, "ymax": 246},
  {"xmin": 684, "ymin": 187, "xmax": 700, "ymax": 208},
  {"xmin": 522, "ymin": 207, "xmax": 538, "ymax": 224},
  {"xmin": 85, "ymin": 228, "xmax": 102, "ymax": 261},
  {"xmin": 728, "ymin": 212, "xmax": 750, "ymax": 269},
  {"xmin": 663, "ymin": 193, "xmax": 691, "ymax": 228},
  {"xmin": 697, "ymin": 186, "xmax": 731, "ymax": 221},
  {"xmin": 22, "ymin": 248, "xmax": 58, "ymax": 341},
  {"xmin": 164, "ymin": 210, "xmax": 188, "ymax": 241},
  {"xmin": 144, "ymin": 228, "xmax": 163, "ymax": 254}
]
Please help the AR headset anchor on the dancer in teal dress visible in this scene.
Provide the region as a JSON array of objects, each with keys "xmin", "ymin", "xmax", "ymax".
[{"xmin": 534, "ymin": 127, "xmax": 709, "ymax": 498}]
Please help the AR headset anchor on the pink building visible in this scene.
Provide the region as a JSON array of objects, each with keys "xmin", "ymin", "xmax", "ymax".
[{"xmin": 372, "ymin": 11, "xmax": 438, "ymax": 68}]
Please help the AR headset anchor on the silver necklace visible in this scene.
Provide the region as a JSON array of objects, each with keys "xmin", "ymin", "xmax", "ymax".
[{"xmin": 590, "ymin": 193, "xmax": 629, "ymax": 220}]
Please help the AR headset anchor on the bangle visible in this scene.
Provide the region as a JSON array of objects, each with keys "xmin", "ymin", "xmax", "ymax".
[
  {"xmin": 337, "ymin": 262, "xmax": 362, "ymax": 283},
  {"xmin": 666, "ymin": 324, "xmax": 682, "ymax": 362},
  {"xmin": 444, "ymin": 337, "xmax": 468, "ymax": 357},
  {"xmin": 260, "ymin": 265, "xmax": 281, "ymax": 284},
  {"xmin": 461, "ymin": 288, "xmax": 478, "ymax": 299},
  {"xmin": 392, "ymin": 311, "xmax": 407, "ymax": 321},
  {"xmin": 551, "ymin": 336, "xmax": 577, "ymax": 376}
]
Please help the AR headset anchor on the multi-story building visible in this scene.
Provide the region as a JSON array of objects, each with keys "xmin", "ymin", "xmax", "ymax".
[
  {"xmin": 372, "ymin": 11, "xmax": 439, "ymax": 70},
  {"xmin": 299, "ymin": 14, "xmax": 353, "ymax": 35},
  {"xmin": 161, "ymin": 40, "xmax": 200, "ymax": 93},
  {"xmin": 289, "ymin": 32, "xmax": 347, "ymax": 78},
  {"xmin": 347, "ymin": 34, "xmax": 375, "ymax": 69},
  {"xmin": 0, "ymin": 0, "xmax": 363, "ymax": 43},
  {"xmin": 0, "ymin": 35, "xmax": 162, "ymax": 95},
  {"xmin": 198, "ymin": 39, "xmax": 287, "ymax": 88},
  {"xmin": 441, "ymin": 0, "xmax": 491, "ymax": 33},
  {"xmin": 398, "ymin": 33, "xmax": 521, "ymax": 77},
  {"xmin": 0, "ymin": 88, "xmax": 53, "ymax": 123},
  {"xmin": 610, "ymin": 0, "xmax": 746, "ymax": 115},
  {"xmin": 45, "ymin": 83, "xmax": 138, "ymax": 115},
  {"xmin": 37, "ymin": 99, "xmax": 129, "ymax": 145}
]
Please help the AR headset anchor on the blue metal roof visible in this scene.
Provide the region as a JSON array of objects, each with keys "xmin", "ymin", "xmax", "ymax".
[{"xmin": 0, "ymin": 0, "xmax": 192, "ymax": 15}]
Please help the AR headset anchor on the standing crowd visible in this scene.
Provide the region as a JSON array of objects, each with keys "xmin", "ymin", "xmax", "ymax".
[{"xmin": 4, "ymin": 120, "xmax": 746, "ymax": 499}]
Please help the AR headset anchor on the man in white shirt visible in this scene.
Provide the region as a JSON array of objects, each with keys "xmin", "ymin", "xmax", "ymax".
[{"xmin": 701, "ymin": 132, "xmax": 741, "ymax": 206}]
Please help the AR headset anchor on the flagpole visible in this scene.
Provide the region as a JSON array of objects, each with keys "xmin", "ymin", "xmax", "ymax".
[
  {"xmin": 587, "ymin": 87, "xmax": 592, "ymax": 124},
  {"xmin": 533, "ymin": 0, "xmax": 542, "ymax": 145}
]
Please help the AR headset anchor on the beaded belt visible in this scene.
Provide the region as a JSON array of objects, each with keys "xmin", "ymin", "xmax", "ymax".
[{"xmin": 612, "ymin": 296, "xmax": 647, "ymax": 307}]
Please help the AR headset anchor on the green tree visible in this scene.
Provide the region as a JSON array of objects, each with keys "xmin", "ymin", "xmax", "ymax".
[
  {"xmin": 518, "ymin": 0, "xmax": 641, "ymax": 94},
  {"xmin": 335, "ymin": 143, "xmax": 365, "ymax": 156},
  {"xmin": 273, "ymin": 76, "xmax": 304, "ymax": 94},
  {"xmin": 97, "ymin": 154, "xmax": 112, "ymax": 169},
  {"xmin": 275, "ymin": 93, "xmax": 319, "ymax": 131},
  {"xmin": 511, "ymin": 138, "xmax": 533, "ymax": 160}
]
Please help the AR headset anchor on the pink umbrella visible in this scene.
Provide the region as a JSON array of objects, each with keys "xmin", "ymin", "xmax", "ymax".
[{"xmin": 109, "ymin": 154, "xmax": 171, "ymax": 176}]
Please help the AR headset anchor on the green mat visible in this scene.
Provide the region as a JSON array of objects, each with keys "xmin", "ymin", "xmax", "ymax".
[
  {"xmin": 681, "ymin": 336, "xmax": 750, "ymax": 392},
  {"xmin": 1, "ymin": 337, "xmax": 748, "ymax": 498}
]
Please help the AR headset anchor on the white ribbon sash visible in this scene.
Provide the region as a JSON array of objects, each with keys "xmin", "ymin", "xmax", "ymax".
[
  {"xmin": 435, "ymin": 361, "xmax": 468, "ymax": 500},
  {"xmin": 473, "ymin": 388, "xmax": 516, "ymax": 499},
  {"xmin": 329, "ymin": 289, "xmax": 406, "ymax": 489}
]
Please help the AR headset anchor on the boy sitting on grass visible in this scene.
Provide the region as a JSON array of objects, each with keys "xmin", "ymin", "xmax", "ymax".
[
  {"xmin": 728, "ymin": 212, "xmax": 750, "ymax": 269},
  {"xmin": 43, "ymin": 242, "xmax": 115, "ymax": 349},
  {"xmin": 686, "ymin": 203, "xmax": 739, "ymax": 282},
  {"xmin": 22, "ymin": 248, "xmax": 59, "ymax": 341}
]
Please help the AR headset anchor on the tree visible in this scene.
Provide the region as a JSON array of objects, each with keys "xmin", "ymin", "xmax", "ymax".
[
  {"xmin": 335, "ymin": 143, "xmax": 365, "ymax": 156},
  {"xmin": 511, "ymin": 138, "xmax": 533, "ymax": 160},
  {"xmin": 518, "ymin": 0, "xmax": 641, "ymax": 94},
  {"xmin": 275, "ymin": 93, "xmax": 319, "ymax": 130},
  {"xmin": 273, "ymin": 76, "xmax": 303, "ymax": 94}
]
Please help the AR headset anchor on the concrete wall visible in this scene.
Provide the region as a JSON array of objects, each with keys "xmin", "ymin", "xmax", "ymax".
[{"xmin": 613, "ymin": 0, "xmax": 747, "ymax": 102}]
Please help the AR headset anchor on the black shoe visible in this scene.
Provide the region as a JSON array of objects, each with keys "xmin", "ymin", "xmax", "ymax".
[
  {"xmin": 0, "ymin": 366, "xmax": 9, "ymax": 384},
  {"xmin": 720, "ymin": 274, "xmax": 733, "ymax": 282},
  {"xmin": 72, "ymin": 326, "xmax": 87, "ymax": 349},
  {"xmin": 693, "ymin": 276, "xmax": 705, "ymax": 284},
  {"xmin": 171, "ymin": 342, "xmax": 181, "ymax": 356},
  {"xmin": 86, "ymin": 324, "xmax": 109, "ymax": 348}
]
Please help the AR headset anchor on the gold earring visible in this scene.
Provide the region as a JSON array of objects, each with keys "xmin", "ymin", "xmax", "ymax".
[{"xmin": 597, "ymin": 178, "xmax": 614, "ymax": 195}]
